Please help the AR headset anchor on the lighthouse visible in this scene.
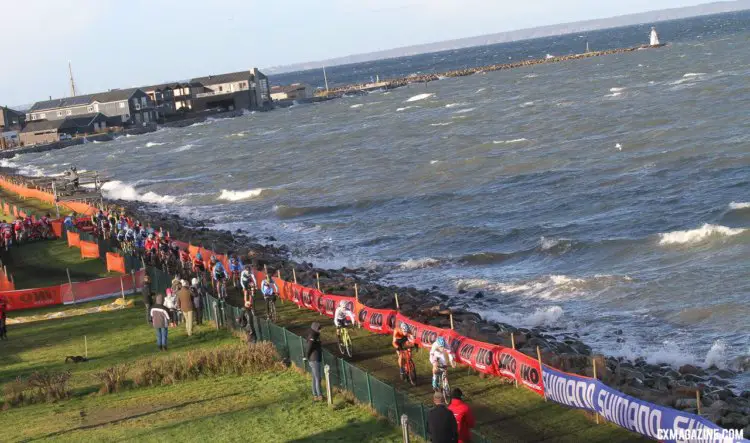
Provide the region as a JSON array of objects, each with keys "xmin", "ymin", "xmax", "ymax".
[{"xmin": 650, "ymin": 27, "xmax": 660, "ymax": 46}]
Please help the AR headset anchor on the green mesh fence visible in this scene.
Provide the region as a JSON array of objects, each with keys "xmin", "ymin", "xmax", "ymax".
[
  {"xmin": 369, "ymin": 374, "xmax": 399, "ymax": 423},
  {"xmin": 287, "ymin": 329, "xmax": 306, "ymax": 370},
  {"xmin": 268, "ymin": 323, "xmax": 289, "ymax": 360}
]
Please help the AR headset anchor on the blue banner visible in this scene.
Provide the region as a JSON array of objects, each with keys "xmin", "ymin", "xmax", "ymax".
[{"xmin": 542, "ymin": 365, "xmax": 748, "ymax": 443}]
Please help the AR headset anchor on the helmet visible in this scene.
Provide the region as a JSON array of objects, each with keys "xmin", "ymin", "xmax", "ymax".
[
  {"xmin": 196, "ymin": 252, "xmax": 203, "ymax": 260},
  {"xmin": 148, "ymin": 233, "xmax": 154, "ymax": 239},
  {"xmin": 400, "ymin": 322, "xmax": 408, "ymax": 332},
  {"xmin": 210, "ymin": 256, "xmax": 217, "ymax": 263},
  {"xmin": 191, "ymin": 278, "xmax": 198, "ymax": 286},
  {"xmin": 339, "ymin": 300, "xmax": 348, "ymax": 309},
  {"xmin": 436, "ymin": 337, "xmax": 447, "ymax": 348}
]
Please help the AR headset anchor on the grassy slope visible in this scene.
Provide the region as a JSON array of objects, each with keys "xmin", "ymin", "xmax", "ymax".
[
  {"xmin": 0, "ymin": 303, "xmax": 405, "ymax": 442},
  {"xmin": 0, "ymin": 187, "xmax": 57, "ymax": 219},
  {"xmin": 4, "ymin": 239, "xmax": 111, "ymax": 288}
]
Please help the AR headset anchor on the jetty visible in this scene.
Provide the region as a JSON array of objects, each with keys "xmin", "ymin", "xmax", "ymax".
[{"xmin": 319, "ymin": 43, "xmax": 666, "ymax": 97}]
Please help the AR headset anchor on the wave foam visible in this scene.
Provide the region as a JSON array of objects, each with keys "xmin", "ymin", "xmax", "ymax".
[
  {"xmin": 399, "ymin": 258, "xmax": 441, "ymax": 270},
  {"xmin": 483, "ymin": 306, "xmax": 564, "ymax": 328},
  {"xmin": 605, "ymin": 92, "xmax": 622, "ymax": 97},
  {"xmin": 729, "ymin": 201, "xmax": 750, "ymax": 210},
  {"xmin": 492, "ymin": 138, "xmax": 528, "ymax": 144},
  {"xmin": 454, "ymin": 108, "xmax": 476, "ymax": 114},
  {"xmin": 101, "ymin": 181, "xmax": 176, "ymax": 204},
  {"xmin": 170, "ymin": 144, "xmax": 194, "ymax": 153},
  {"xmin": 609, "ymin": 87, "xmax": 626, "ymax": 92},
  {"xmin": 458, "ymin": 274, "xmax": 629, "ymax": 301},
  {"xmin": 683, "ymin": 72, "xmax": 705, "ymax": 78},
  {"xmin": 658, "ymin": 223, "xmax": 746, "ymax": 245},
  {"xmin": 405, "ymin": 93, "xmax": 433, "ymax": 102},
  {"xmin": 445, "ymin": 102, "xmax": 468, "ymax": 108},
  {"xmin": 218, "ymin": 188, "xmax": 264, "ymax": 201},
  {"xmin": 520, "ymin": 101, "xmax": 535, "ymax": 108},
  {"xmin": 430, "ymin": 122, "xmax": 453, "ymax": 127},
  {"xmin": 396, "ymin": 106, "xmax": 417, "ymax": 112},
  {"xmin": 145, "ymin": 142, "xmax": 165, "ymax": 147},
  {"xmin": 350, "ymin": 104, "xmax": 364, "ymax": 109}
]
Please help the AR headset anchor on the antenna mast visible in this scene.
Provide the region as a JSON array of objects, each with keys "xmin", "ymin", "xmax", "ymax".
[{"xmin": 68, "ymin": 61, "xmax": 77, "ymax": 97}]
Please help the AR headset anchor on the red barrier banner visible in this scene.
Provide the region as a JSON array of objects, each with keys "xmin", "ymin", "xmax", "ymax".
[
  {"xmin": 188, "ymin": 244, "xmax": 200, "ymax": 258},
  {"xmin": 300, "ymin": 286, "xmax": 322, "ymax": 311},
  {"xmin": 61, "ymin": 270, "xmax": 145, "ymax": 304},
  {"xmin": 0, "ymin": 275, "xmax": 14, "ymax": 291},
  {"xmin": 51, "ymin": 220, "xmax": 63, "ymax": 238},
  {"xmin": 1, "ymin": 286, "xmax": 63, "ymax": 311},
  {"xmin": 494, "ymin": 348, "xmax": 545, "ymax": 396},
  {"xmin": 355, "ymin": 301, "xmax": 396, "ymax": 334},
  {"xmin": 80, "ymin": 240, "xmax": 100, "ymax": 259},
  {"xmin": 67, "ymin": 231, "xmax": 80, "ymax": 248},
  {"xmin": 454, "ymin": 336, "xmax": 501, "ymax": 376},
  {"xmin": 106, "ymin": 252, "xmax": 126, "ymax": 273},
  {"xmin": 12, "ymin": 206, "xmax": 18, "ymax": 217},
  {"xmin": 317, "ymin": 294, "xmax": 355, "ymax": 318}
]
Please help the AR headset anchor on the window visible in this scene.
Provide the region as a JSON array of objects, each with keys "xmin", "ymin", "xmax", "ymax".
[
  {"xmin": 87, "ymin": 106, "xmax": 94, "ymax": 112},
  {"xmin": 66, "ymin": 110, "xmax": 72, "ymax": 116},
  {"xmin": 119, "ymin": 102, "xmax": 125, "ymax": 109},
  {"xmin": 218, "ymin": 86, "xmax": 223, "ymax": 92},
  {"xmin": 57, "ymin": 111, "xmax": 63, "ymax": 117},
  {"xmin": 240, "ymin": 82, "xmax": 246, "ymax": 89},
  {"xmin": 141, "ymin": 97, "xmax": 147, "ymax": 107},
  {"xmin": 40, "ymin": 113, "xmax": 46, "ymax": 119}
]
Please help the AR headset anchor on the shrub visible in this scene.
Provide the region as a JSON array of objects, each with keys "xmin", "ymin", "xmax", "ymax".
[
  {"xmin": 2, "ymin": 377, "xmax": 28, "ymax": 408},
  {"xmin": 95, "ymin": 364, "xmax": 131, "ymax": 394},
  {"xmin": 26, "ymin": 371, "xmax": 71, "ymax": 402}
]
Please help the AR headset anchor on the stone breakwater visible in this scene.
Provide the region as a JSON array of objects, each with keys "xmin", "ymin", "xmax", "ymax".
[
  {"xmin": 324, "ymin": 45, "xmax": 664, "ymax": 97},
  {"xmin": 114, "ymin": 198, "xmax": 750, "ymax": 431}
]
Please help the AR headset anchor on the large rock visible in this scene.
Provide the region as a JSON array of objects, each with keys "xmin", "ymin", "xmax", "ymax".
[
  {"xmin": 674, "ymin": 398, "xmax": 698, "ymax": 409},
  {"xmin": 679, "ymin": 364, "xmax": 705, "ymax": 376}
]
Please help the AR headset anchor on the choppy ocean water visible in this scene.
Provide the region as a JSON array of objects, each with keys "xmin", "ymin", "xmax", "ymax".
[{"xmin": 10, "ymin": 11, "xmax": 750, "ymax": 386}]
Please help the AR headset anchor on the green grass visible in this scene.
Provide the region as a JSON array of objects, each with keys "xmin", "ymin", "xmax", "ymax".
[
  {"xmin": 2, "ymin": 239, "xmax": 111, "ymax": 288},
  {"xmin": 0, "ymin": 187, "xmax": 57, "ymax": 219}
]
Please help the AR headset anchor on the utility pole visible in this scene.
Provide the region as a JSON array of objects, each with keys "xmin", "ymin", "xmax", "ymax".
[{"xmin": 69, "ymin": 61, "xmax": 77, "ymax": 97}]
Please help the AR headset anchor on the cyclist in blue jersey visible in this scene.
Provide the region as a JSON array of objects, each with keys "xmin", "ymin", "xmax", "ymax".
[
  {"xmin": 229, "ymin": 254, "xmax": 244, "ymax": 288},
  {"xmin": 211, "ymin": 256, "xmax": 227, "ymax": 299},
  {"xmin": 260, "ymin": 273, "xmax": 278, "ymax": 320}
]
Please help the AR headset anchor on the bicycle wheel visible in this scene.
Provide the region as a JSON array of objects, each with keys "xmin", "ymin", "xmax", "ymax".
[
  {"xmin": 271, "ymin": 300, "xmax": 278, "ymax": 322},
  {"xmin": 344, "ymin": 329, "xmax": 353, "ymax": 358},
  {"xmin": 442, "ymin": 373, "xmax": 451, "ymax": 403},
  {"xmin": 337, "ymin": 331, "xmax": 346, "ymax": 355},
  {"xmin": 408, "ymin": 359, "xmax": 417, "ymax": 386}
]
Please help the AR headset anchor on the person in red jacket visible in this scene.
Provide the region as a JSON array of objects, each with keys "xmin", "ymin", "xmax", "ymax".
[{"xmin": 447, "ymin": 388, "xmax": 475, "ymax": 443}]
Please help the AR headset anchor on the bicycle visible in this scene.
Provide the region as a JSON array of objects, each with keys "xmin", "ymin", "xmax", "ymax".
[
  {"xmin": 399, "ymin": 346, "xmax": 418, "ymax": 386},
  {"xmin": 215, "ymin": 278, "xmax": 228, "ymax": 300},
  {"xmin": 435, "ymin": 364, "xmax": 451, "ymax": 403},
  {"xmin": 337, "ymin": 324, "xmax": 353, "ymax": 357},
  {"xmin": 264, "ymin": 294, "xmax": 277, "ymax": 322}
]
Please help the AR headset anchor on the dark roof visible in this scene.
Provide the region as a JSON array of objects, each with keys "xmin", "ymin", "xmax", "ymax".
[
  {"xmin": 29, "ymin": 89, "xmax": 142, "ymax": 113},
  {"xmin": 190, "ymin": 70, "xmax": 253, "ymax": 85},
  {"xmin": 21, "ymin": 119, "xmax": 65, "ymax": 132}
]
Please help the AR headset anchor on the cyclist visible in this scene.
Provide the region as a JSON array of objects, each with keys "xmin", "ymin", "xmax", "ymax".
[
  {"xmin": 260, "ymin": 273, "xmax": 278, "ymax": 320},
  {"xmin": 392, "ymin": 322, "xmax": 416, "ymax": 379},
  {"xmin": 211, "ymin": 256, "xmax": 227, "ymax": 299},
  {"xmin": 179, "ymin": 248, "xmax": 191, "ymax": 270},
  {"xmin": 144, "ymin": 233, "xmax": 158, "ymax": 261},
  {"xmin": 193, "ymin": 252, "xmax": 205, "ymax": 274},
  {"xmin": 228, "ymin": 254, "xmax": 243, "ymax": 287},
  {"xmin": 429, "ymin": 336, "xmax": 456, "ymax": 391},
  {"xmin": 334, "ymin": 300, "xmax": 355, "ymax": 339},
  {"xmin": 240, "ymin": 264, "xmax": 257, "ymax": 305}
]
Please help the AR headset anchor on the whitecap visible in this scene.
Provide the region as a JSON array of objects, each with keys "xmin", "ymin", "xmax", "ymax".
[
  {"xmin": 399, "ymin": 258, "xmax": 441, "ymax": 270},
  {"xmin": 170, "ymin": 144, "xmax": 194, "ymax": 153},
  {"xmin": 520, "ymin": 101, "xmax": 535, "ymax": 108},
  {"xmin": 658, "ymin": 223, "xmax": 746, "ymax": 245},
  {"xmin": 145, "ymin": 142, "xmax": 165, "ymax": 148},
  {"xmin": 100, "ymin": 181, "xmax": 176, "ymax": 204},
  {"xmin": 728, "ymin": 202, "xmax": 750, "ymax": 210},
  {"xmin": 605, "ymin": 92, "xmax": 622, "ymax": 97},
  {"xmin": 453, "ymin": 108, "xmax": 476, "ymax": 114},
  {"xmin": 405, "ymin": 93, "xmax": 433, "ymax": 102},
  {"xmin": 430, "ymin": 122, "xmax": 453, "ymax": 127},
  {"xmin": 218, "ymin": 188, "xmax": 265, "ymax": 201},
  {"xmin": 445, "ymin": 103, "xmax": 468, "ymax": 108},
  {"xmin": 683, "ymin": 73, "xmax": 705, "ymax": 78},
  {"xmin": 475, "ymin": 88, "xmax": 486, "ymax": 94},
  {"xmin": 396, "ymin": 106, "xmax": 417, "ymax": 112},
  {"xmin": 483, "ymin": 306, "xmax": 564, "ymax": 328},
  {"xmin": 492, "ymin": 138, "xmax": 528, "ymax": 144},
  {"xmin": 350, "ymin": 104, "xmax": 364, "ymax": 109},
  {"xmin": 430, "ymin": 160, "xmax": 441, "ymax": 165},
  {"xmin": 609, "ymin": 87, "xmax": 626, "ymax": 92}
]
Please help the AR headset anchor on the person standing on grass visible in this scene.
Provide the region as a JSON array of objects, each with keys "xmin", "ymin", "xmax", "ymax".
[
  {"xmin": 190, "ymin": 278, "xmax": 203, "ymax": 325},
  {"xmin": 164, "ymin": 288, "xmax": 178, "ymax": 327},
  {"xmin": 447, "ymin": 388, "xmax": 475, "ymax": 443},
  {"xmin": 142, "ymin": 274, "xmax": 153, "ymax": 325},
  {"xmin": 428, "ymin": 391, "xmax": 458, "ymax": 443},
  {"xmin": 150, "ymin": 302, "xmax": 170, "ymax": 351},
  {"xmin": 176, "ymin": 280, "xmax": 194, "ymax": 337},
  {"xmin": 303, "ymin": 322, "xmax": 324, "ymax": 401},
  {"xmin": 238, "ymin": 301, "xmax": 256, "ymax": 345}
]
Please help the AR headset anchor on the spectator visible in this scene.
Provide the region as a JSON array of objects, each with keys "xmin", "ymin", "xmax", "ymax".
[
  {"xmin": 0, "ymin": 297, "xmax": 7, "ymax": 340},
  {"xmin": 238, "ymin": 301, "xmax": 256, "ymax": 346},
  {"xmin": 447, "ymin": 388, "xmax": 475, "ymax": 443},
  {"xmin": 176, "ymin": 280, "xmax": 194, "ymax": 336},
  {"xmin": 164, "ymin": 288, "xmax": 178, "ymax": 326},
  {"xmin": 150, "ymin": 302, "xmax": 170, "ymax": 351},
  {"xmin": 190, "ymin": 278, "xmax": 203, "ymax": 325},
  {"xmin": 304, "ymin": 322, "xmax": 323, "ymax": 401},
  {"xmin": 142, "ymin": 274, "xmax": 153, "ymax": 325},
  {"xmin": 171, "ymin": 275, "xmax": 182, "ymax": 295},
  {"xmin": 428, "ymin": 391, "xmax": 458, "ymax": 443}
]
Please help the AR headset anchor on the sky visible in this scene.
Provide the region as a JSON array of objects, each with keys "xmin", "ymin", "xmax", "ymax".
[{"xmin": 0, "ymin": 0, "xmax": 720, "ymax": 106}]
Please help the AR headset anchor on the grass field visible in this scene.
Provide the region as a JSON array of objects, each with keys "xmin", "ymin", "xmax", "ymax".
[
  {"xmin": 2, "ymin": 239, "xmax": 111, "ymax": 288},
  {"xmin": 0, "ymin": 187, "xmax": 57, "ymax": 219},
  {"xmin": 0, "ymin": 301, "xmax": 406, "ymax": 442}
]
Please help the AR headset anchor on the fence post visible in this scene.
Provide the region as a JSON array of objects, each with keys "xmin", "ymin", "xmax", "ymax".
[
  {"xmin": 131, "ymin": 270, "xmax": 136, "ymax": 294},
  {"xmin": 120, "ymin": 276, "xmax": 126, "ymax": 300},
  {"xmin": 340, "ymin": 358, "xmax": 347, "ymax": 390},
  {"xmin": 537, "ymin": 346, "xmax": 547, "ymax": 402},
  {"xmin": 299, "ymin": 336, "xmax": 306, "ymax": 371},
  {"xmin": 324, "ymin": 364, "xmax": 333, "ymax": 407},
  {"xmin": 401, "ymin": 414, "xmax": 410, "ymax": 443},
  {"xmin": 419, "ymin": 403, "xmax": 427, "ymax": 439},
  {"xmin": 67, "ymin": 268, "xmax": 76, "ymax": 304},
  {"xmin": 84, "ymin": 335, "xmax": 88, "ymax": 358},
  {"xmin": 213, "ymin": 300, "xmax": 220, "ymax": 330},
  {"xmin": 392, "ymin": 385, "xmax": 400, "ymax": 425},
  {"xmin": 366, "ymin": 372, "xmax": 373, "ymax": 406}
]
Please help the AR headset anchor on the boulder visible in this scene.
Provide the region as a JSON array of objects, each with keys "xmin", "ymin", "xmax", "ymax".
[
  {"xmin": 674, "ymin": 398, "xmax": 698, "ymax": 409},
  {"xmin": 679, "ymin": 364, "xmax": 705, "ymax": 376},
  {"xmin": 719, "ymin": 412, "xmax": 749, "ymax": 430}
]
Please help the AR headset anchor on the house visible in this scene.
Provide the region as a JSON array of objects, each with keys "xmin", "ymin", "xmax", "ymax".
[
  {"xmin": 19, "ymin": 113, "xmax": 108, "ymax": 146},
  {"xmin": 271, "ymin": 83, "xmax": 313, "ymax": 101},
  {"xmin": 189, "ymin": 68, "xmax": 272, "ymax": 112},
  {"xmin": 0, "ymin": 106, "xmax": 24, "ymax": 131},
  {"xmin": 26, "ymin": 89, "xmax": 156, "ymax": 127},
  {"xmin": 0, "ymin": 131, "xmax": 19, "ymax": 149}
]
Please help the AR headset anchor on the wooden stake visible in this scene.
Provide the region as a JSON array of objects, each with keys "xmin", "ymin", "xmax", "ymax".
[
  {"xmin": 511, "ymin": 333, "xmax": 516, "ymax": 350},
  {"xmin": 277, "ymin": 270, "xmax": 284, "ymax": 304},
  {"xmin": 449, "ymin": 312, "xmax": 454, "ymax": 330},
  {"xmin": 354, "ymin": 283, "xmax": 359, "ymax": 301},
  {"xmin": 292, "ymin": 268, "xmax": 297, "ymax": 284},
  {"xmin": 67, "ymin": 268, "xmax": 76, "ymax": 304},
  {"xmin": 84, "ymin": 336, "xmax": 88, "ymax": 358},
  {"xmin": 120, "ymin": 276, "xmax": 125, "ymax": 300},
  {"xmin": 696, "ymin": 390, "xmax": 701, "ymax": 415},
  {"xmin": 263, "ymin": 264, "xmax": 268, "ymax": 277},
  {"xmin": 593, "ymin": 358, "xmax": 600, "ymax": 424},
  {"xmin": 394, "ymin": 293, "xmax": 400, "ymax": 310},
  {"xmin": 536, "ymin": 346, "xmax": 546, "ymax": 402},
  {"xmin": 316, "ymin": 272, "xmax": 321, "ymax": 291}
]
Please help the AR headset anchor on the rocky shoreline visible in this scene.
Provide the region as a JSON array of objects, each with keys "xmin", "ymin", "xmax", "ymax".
[{"xmin": 113, "ymin": 198, "xmax": 750, "ymax": 430}]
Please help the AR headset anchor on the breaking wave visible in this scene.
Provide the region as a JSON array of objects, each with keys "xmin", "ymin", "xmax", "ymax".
[
  {"xmin": 218, "ymin": 188, "xmax": 265, "ymax": 201},
  {"xmin": 492, "ymin": 138, "xmax": 528, "ymax": 144},
  {"xmin": 430, "ymin": 122, "xmax": 453, "ymax": 127},
  {"xmin": 453, "ymin": 108, "xmax": 476, "ymax": 114},
  {"xmin": 483, "ymin": 306, "xmax": 565, "ymax": 328},
  {"xmin": 445, "ymin": 102, "xmax": 468, "ymax": 108},
  {"xmin": 455, "ymin": 274, "xmax": 631, "ymax": 301},
  {"xmin": 101, "ymin": 181, "xmax": 176, "ymax": 204},
  {"xmin": 405, "ymin": 93, "xmax": 433, "ymax": 102},
  {"xmin": 658, "ymin": 223, "xmax": 746, "ymax": 245},
  {"xmin": 399, "ymin": 257, "xmax": 441, "ymax": 270},
  {"xmin": 145, "ymin": 142, "xmax": 165, "ymax": 147},
  {"xmin": 170, "ymin": 144, "xmax": 195, "ymax": 153},
  {"xmin": 728, "ymin": 201, "xmax": 750, "ymax": 210}
]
